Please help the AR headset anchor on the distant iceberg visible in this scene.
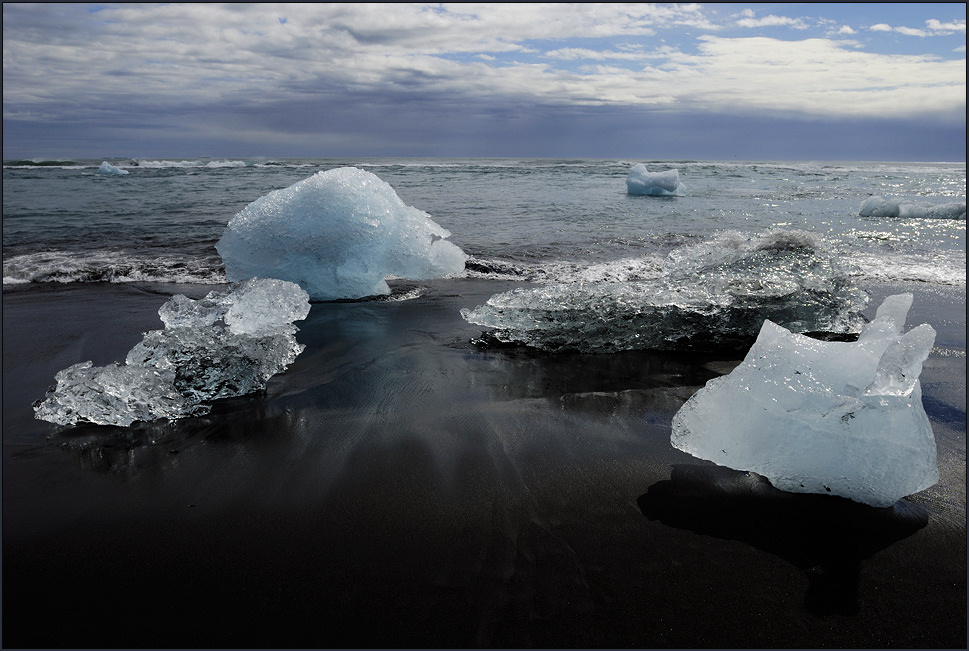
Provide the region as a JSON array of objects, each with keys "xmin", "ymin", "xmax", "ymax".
[
  {"xmin": 859, "ymin": 196, "xmax": 966, "ymax": 220},
  {"xmin": 217, "ymin": 167, "xmax": 467, "ymax": 300},
  {"xmin": 34, "ymin": 278, "xmax": 310, "ymax": 427},
  {"xmin": 671, "ymin": 294, "xmax": 938, "ymax": 508},
  {"xmin": 461, "ymin": 230, "xmax": 868, "ymax": 353},
  {"xmin": 97, "ymin": 161, "xmax": 129, "ymax": 175},
  {"xmin": 626, "ymin": 163, "xmax": 684, "ymax": 196}
]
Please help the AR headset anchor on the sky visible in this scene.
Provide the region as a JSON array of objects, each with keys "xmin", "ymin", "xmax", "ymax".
[{"xmin": 2, "ymin": 2, "xmax": 966, "ymax": 161}]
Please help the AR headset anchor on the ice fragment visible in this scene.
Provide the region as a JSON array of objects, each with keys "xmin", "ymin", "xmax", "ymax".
[
  {"xmin": 670, "ymin": 294, "xmax": 938, "ymax": 507},
  {"xmin": 626, "ymin": 163, "xmax": 684, "ymax": 196},
  {"xmin": 34, "ymin": 278, "xmax": 310, "ymax": 427},
  {"xmin": 216, "ymin": 167, "xmax": 467, "ymax": 300}
]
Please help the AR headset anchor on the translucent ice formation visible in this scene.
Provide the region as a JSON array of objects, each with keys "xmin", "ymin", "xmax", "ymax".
[
  {"xmin": 859, "ymin": 196, "xmax": 966, "ymax": 220},
  {"xmin": 33, "ymin": 278, "xmax": 310, "ymax": 427},
  {"xmin": 671, "ymin": 293, "xmax": 938, "ymax": 507},
  {"xmin": 461, "ymin": 230, "xmax": 868, "ymax": 353},
  {"xmin": 626, "ymin": 163, "xmax": 684, "ymax": 196},
  {"xmin": 97, "ymin": 161, "xmax": 129, "ymax": 175},
  {"xmin": 216, "ymin": 167, "xmax": 467, "ymax": 300}
]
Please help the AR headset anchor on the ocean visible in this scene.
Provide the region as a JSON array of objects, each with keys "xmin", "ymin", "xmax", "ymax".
[
  {"xmin": 3, "ymin": 158, "xmax": 966, "ymax": 288},
  {"xmin": 2, "ymin": 158, "xmax": 966, "ymax": 648}
]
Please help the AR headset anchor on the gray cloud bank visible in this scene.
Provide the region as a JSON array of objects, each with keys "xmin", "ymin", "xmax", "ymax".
[{"xmin": 3, "ymin": 3, "xmax": 965, "ymax": 160}]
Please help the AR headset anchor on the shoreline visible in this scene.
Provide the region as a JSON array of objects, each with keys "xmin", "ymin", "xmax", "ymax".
[{"xmin": 3, "ymin": 278, "xmax": 966, "ymax": 648}]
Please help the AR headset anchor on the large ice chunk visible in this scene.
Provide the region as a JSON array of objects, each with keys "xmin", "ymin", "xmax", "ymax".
[
  {"xmin": 626, "ymin": 163, "xmax": 684, "ymax": 196},
  {"xmin": 461, "ymin": 230, "xmax": 868, "ymax": 353},
  {"xmin": 859, "ymin": 196, "xmax": 966, "ymax": 220},
  {"xmin": 216, "ymin": 167, "xmax": 467, "ymax": 300},
  {"xmin": 97, "ymin": 161, "xmax": 129, "ymax": 175},
  {"xmin": 33, "ymin": 278, "xmax": 310, "ymax": 427},
  {"xmin": 670, "ymin": 293, "xmax": 938, "ymax": 507}
]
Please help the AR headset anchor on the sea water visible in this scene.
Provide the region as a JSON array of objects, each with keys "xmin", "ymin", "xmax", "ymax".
[{"xmin": 3, "ymin": 158, "xmax": 965, "ymax": 292}]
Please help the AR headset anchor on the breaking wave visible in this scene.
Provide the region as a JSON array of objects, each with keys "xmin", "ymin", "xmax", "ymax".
[{"xmin": 3, "ymin": 250, "xmax": 226, "ymax": 285}]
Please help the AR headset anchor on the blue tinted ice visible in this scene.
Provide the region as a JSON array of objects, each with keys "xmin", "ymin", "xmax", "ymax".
[
  {"xmin": 625, "ymin": 163, "xmax": 684, "ymax": 196},
  {"xmin": 97, "ymin": 161, "xmax": 128, "ymax": 175},
  {"xmin": 216, "ymin": 167, "xmax": 467, "ymax": 300},
  {"xmin": 860, "ymin": 195, "xmax": 966, "ymax": 220},
  {"xmin": 670, "ymin": 293, "xmax": 938, "ymax": 507}
]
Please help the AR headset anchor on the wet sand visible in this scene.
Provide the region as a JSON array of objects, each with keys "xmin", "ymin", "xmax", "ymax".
[{"xmin": 2, "ymin": 278, "xmax": 966, "ymax": 648}]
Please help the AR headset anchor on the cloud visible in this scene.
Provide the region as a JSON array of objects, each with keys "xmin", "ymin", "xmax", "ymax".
[
  {"xmin": 926, "ymin": 18, "xmax": 967, "ymax": 34},
  {"xmin": 2, "ymin": 3, "xmax": 965, "ymax": 159},
  {"xmin": 736, "ymin": 13, "xmax": 809, "ymax": 30},
  {"xmin": 897, "ymin": 26, "xmax": 929, "ymax": 37},
  {"xmin": 868, "ymin": 18, "xmax": 966, "ymax": 37}
]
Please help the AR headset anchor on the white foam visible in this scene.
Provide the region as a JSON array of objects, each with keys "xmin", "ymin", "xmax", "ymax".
[
  {"xmin": 2, "ymin": 250, "xmax": 227, "ymax": 285},
  {"xmin": 134, "ymin": 159, "xmax": 248, "ymax": 169}
]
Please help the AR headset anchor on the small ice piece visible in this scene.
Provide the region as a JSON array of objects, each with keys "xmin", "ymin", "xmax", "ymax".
[
  {"xmin": 216, "ymin": 167, "xmax": 467, "ymax": 300},
  {"xmin": 626, "ymin": 163, "xmax": 684, "ymax": 196},
  {"xmin": 32, "ymin": 362, "xmax": 195, "ymax": 427},
  {"xmin": 860, "ymin": 196, "xmax": 966, "ymax": 220},
  {"xmin": 33, "ymin": 278, "xmax": 310, "ymax": 427},
  {"xmin": 221, "ymin": 277, "xmax": 312, "ymax": 334},
  {"xmin": 859, "ymin": 196, "xmax": 899, "ymax": 217},
  {"xmin": 670, "ymin": 293, "xmax": 938, "ymax": 507},
  {"xmin": 914, "ymin": 202, "xmax": 966, "ymax": 220},
  {"xmin": 97, "ymin": 161, "xmax": 129, "ymax": 175}
]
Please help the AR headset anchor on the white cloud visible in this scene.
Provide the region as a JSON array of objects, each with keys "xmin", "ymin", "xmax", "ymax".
[
  {"xmin": 544, "ymin": 47, "xmax": 646, "ymax": 61},
  {"xmin": 838, "ymin": 26, "xmax": 857, "ymax": 35},
  {"xmin": 736, "ymin": 14, "xmax": 809, "ymax": 30},
  {"xmin": 868, "ymin": 18, "xmax": 967, "ymax": 37},
  {"xmin": 896, "ymin": 26, "xmax": 929, "ymax": 37},
  {"xmin": 2, "ymin": 3, "xmax": 965, "ymax": 131},
  {"xmin": 680, "ymin": 36, "xmax": 965, "ymax": 118},
  {"xmin": 926, "ymin": 19, "xmax": 967, "ymax": 34}
]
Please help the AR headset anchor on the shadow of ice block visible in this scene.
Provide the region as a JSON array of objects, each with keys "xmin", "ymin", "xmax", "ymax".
[
  {"xmin": 671, "ymin": 293, "xmax": 939, "ymax": 507},
  {"xmin": 639, "ymin": 464, "xmax": 929, "ymax": 615}
]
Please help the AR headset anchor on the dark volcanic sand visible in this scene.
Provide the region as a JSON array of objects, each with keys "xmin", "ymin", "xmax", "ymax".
[{"xmin": 2, "ymin": 279, "xmax": 966, "ymax": 648}]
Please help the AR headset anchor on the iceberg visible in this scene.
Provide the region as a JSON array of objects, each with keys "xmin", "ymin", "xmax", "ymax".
[
  {"xmin": 670, "ymin": 294, "xmax": 938, "ymax": 507},
  {"xmin": 461, "ymin": 230, "xmax": 868, "ymax": 353},
  {"xmin": 216, "ymin": 167, "xmax": 467, "ymax": 300},
  {"xmin": 97, "ymin": 161, "xmax": 129, "ymax": 175},
  {"xmin": 859, "ymin": 196, "xmax": 966, "ymax": 220},
  {"xmin": 626, "ymin": 163, "xmax": 684, "ymax": 196},
  {"xmin": 33, "ymin": 278, "xmax": 310, "ymax": 427}
]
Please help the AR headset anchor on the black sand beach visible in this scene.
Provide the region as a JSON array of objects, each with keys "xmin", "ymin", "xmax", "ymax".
[{"xmin": 2, "ymin": 278, "xmax": 966, "ymax": 648}]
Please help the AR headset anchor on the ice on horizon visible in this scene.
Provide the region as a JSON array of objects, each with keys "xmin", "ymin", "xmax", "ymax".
[
  {"xmin": 671, "ymin": 293, "xmax": 938, "ymax": 508},
  {"xmin": 859, "ymin": 196, "xmax": 966, "ymax": 220},
  {"xmin": 216, "ymin": 167, "xmax": 467, "ymax": 300},
  {"xmin": 97, "ymin": 161, "xmax": 128, "ymax": 175},
  {"xmin": 626, "ymin": 163, "xmax": 684, "ymax": 196},
  {"xmin": 461, "ymin": 230, "xmax": 868, "ymax": 353},
  {"xmin": 33, "ymin": 278, "xmax": 310, "ymax": 427}
]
